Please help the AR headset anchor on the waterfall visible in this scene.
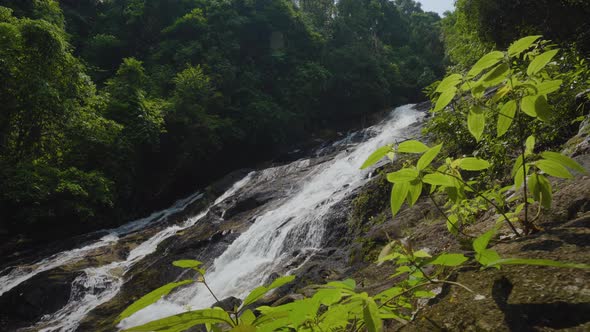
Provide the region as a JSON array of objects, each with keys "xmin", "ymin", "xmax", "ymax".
[
  {"xmin": 0, "ymin": 104, "xmax": 423, "ymax": 332},
  {"xmin": 120, "ymin": 105, "xmax": 423, "ymax": 329}
]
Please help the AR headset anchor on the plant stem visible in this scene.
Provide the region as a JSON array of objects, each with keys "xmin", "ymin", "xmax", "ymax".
[
  {"xmin": 439, "ymin": 171, "xmax": 521, "ymax": 237},
  {"xmin": 428, "ymin": 194, "xmax": 475, "ymax": 238},
  {"xmin": 517, "ymin": 111, "xmax": 530, "ymax": 232}
]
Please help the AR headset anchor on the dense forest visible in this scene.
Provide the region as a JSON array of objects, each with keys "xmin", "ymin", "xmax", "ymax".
[{"xmin": 0, "ymin": 0, "xmax": 446, "ymax": 245}]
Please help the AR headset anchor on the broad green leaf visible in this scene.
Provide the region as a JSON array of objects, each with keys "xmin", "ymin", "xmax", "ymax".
[
  {"xmin": 397, "ymin": 140, "xmax": 429, "ymax": 153},
  {"xmin": 313, "ymin": 288, "xmax": 342, "ymax": 306},
  {"xmin": 430, "ymin": 253, "xmax": 468, "ymax": 267},
  {"xmin": 520, "ymin": 95, "xmax": 538, "ymax": 117},
  {"xmin": 422, "ymin": 173, "xmax": 456, "ymax": 187},
  {"xmin": 172, "ymin": 260, "xmax": 203, "ymax": 269},
  {"xmin": 123, "ymin": 308, "xmax": 235, "ymax": 332},
  {"xmin": 512, "ymin": 155, "xmax": 524, "ymax": 177},
  {"xmin": 497, "ymin": 100, "xmax": 517, "ymax": 137},
  {"xmin": 436, "ymin": 74, "xmax": 463, "ymax": 93},
  {"xmin": 514, "ymin": 164, "xmax": 530, "ymax": 189},
  {"xmin": 377, "ymin": 243, "xmax": 394, "ymax": 264},
  {"xmin": 434, "ymin": 87, "xmax": 456, "ymax": 112},
  {"xmin": 457, "ymin": 158, "xmax": 491, "ymax": 171},
  {"xmin": 536, "ymin": 159, "xmax": 573, "ymax": 179},
  {"xmin": 325, "ymin": 279, "xmax": 356, "ymax": 291},
  {"xmin": 240, "ymin": 310, "xmax": 256, "ymax": 325},
  {"xmin": 391, "ymin": 182, "xmax": 409, "ymax": 217},
  {"xmin": 268, "ymin": 275, "xmax": 295, "ymax": 289},
  {"xmin": 471, "ymin": 84, "xmax": 486, "ymax": 99},
  {"xmin": 406, "ymin": 180, "xmax": 423, "ymax": 206},
  {"xmin": 529, "ymin": 173, "xmax": 541, "ymax": 204},
  {"xmin": 493, "ymin": 84, "xmax": 511, "ymax": 102},
  {"xmin": 467, "ymin": 51, "xmax": 505, "ymax": 78},
  {"xmin": 241, "ymin": 275, "xmax": 295, "ymax": 308},
  {"xmin": 527, "ymin": 49, "xmax": 559, "ymax": 76},
  {"xmin": 537, "ymin": 174, "xmax": 553, "ymax": 208},
  {"xmin": 525, "ymin": 135, "xmax": 536, "ymax": 156},
  {"xmin": 361, "ymin": 146, "xmax": 392, "ymax": 169},
  {"xmin": 482, "ymin": 63, "xmax": 510, "ymax": 87},
  {"xmin": 487, "ymin": 258, "xmax": 590, "ymax": 269},
  {"xmin": 446, "ymin": 214, "xmax": 459, "ymax": 235},
  {"xmin": 508, "ymin": 35, "xmax": 541, "ymax": 57},
  {"xmin": 118, "ymin": 280, "xmax": 194, "ymax": 322},
  {"xmin": 468, "ymin": 106, "xmax": 485, "ymax": 142},
  {"xmin": 476, "ymin": 249, "xmax": 502, "ymax": 267},
  {"xmin": 231, "ymin": 324, "xmax": 257, "ymax": 332},
  {"xmin": 536, "ymin": 79, "xmax": 563, "ymax": 95},
  {"xmin": 362, "ymin": 298, "xmax": 383, "ymax": 332},
  {"xmin": 540, "ymin": 152, "xmax": 586, "ymax": 173},
  {"xmin": 386, "ymin": 168, "xmax": 419, "ymax": 183},
  {"xmin": 413, "ymin": 250, "xmax": 432, "ymax": 258},
  {"xmin": 417, "ymin": 144, "xmax": 443, "ymax": 171},
  {"xmin": 534, "ymin": 95, "xmax": 552, "ymax": 122},
  {"xmin": 473, "ymin": 228, "xmax": 497, "ymax": 253}
]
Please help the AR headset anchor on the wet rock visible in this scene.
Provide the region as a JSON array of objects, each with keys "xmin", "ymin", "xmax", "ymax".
[
  {"xmin": 212, "ymin": 297, "xmax": 242, "ymax": 311},
  {"xmin": 0, "ymin": 268, "xmax": 82, "ymax": 331}
]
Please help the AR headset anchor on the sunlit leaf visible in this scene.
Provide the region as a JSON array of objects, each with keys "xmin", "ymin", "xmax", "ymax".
[
  {"xmin": 434, "ymin": 87, "xmax": 456, "ymax": 112},
  {"xmin": 397, "ymin": 140, "xmax": 429, "ymax": 153},
  {"xmin": 123, "ymin": 308, "xmax": 234, "ymax": 332},
  {"xmin": 527, "ymin": 49, "xmax": 559, "ymax": 76},
  {"xmin": 118, "ymin": 280, "xmax": 194, "ymax": 323},
  {"xmin": 435, "ymin": 74, "xmax": 463, "ymax": 93},
  {"xmin": 525, "ymin": 135, "xmax": 536, "ymax": 156},
  {"xmin": 467, "ymin": 51, "xmax": 505, "ymax": 78},
  {"xmin": 417, "ymin": 144, "xmax": 443, "ymax": 171},
  {"xmin": 422, "ymin": 173, "xmax": 456, "ymax": 187},
  {"xmin": 430, "ymin": 253, "xmax": 468, "ymax": 267},
  {"xmin": 520, "ymin": 95, "xmax": 538, "ymax": 118},
  {"xmin": 540, "ymin": 152, "xmax": 586, "ymax": 173},
  {"xmin": 362, "ymin": 297, "xmax": 383, "ymax": 332},
  {"xmin": 468, "ymin": 106, "xmax": 485, "ymax": 142},
  {"xmin": 406, "ymin": 180, "xmax": 423, "ymax": 206},
  {"xmin": 361, "ymin": 146, "xmax": 392, "ymax": 169},
  {"xmin": 391, "ymin": 181, "xmax": 410, "ymax": 217},
  {"xmin": 386, "ymin": 168, "xmax": 419, "ymax": 183},
  {"xmin": 473, "ymin": 228, "xmax": 497, "ymax": 253},
  {"xmin": 497, "ymin": 100, "xmax": 516, "ymax": 137},
  {"xmin": 482, "ymin": 63, "xmax": 510, "ymax": 87},
  {"xmin": 536, "ymin": 159, "xmax": 573, "ymax": 179},
  {"xmin": 508, "ymin": 35, "xmax": 541, "ymax": 57},
  {"xmin": 172, "ymin": 260, "xmax": 203, "ymax": 269},
  {"xmin": 536, "ymin": 79, "xmax": 563, "ymax": 95},
  {"xmin": 457, "ymin": 157, "xmax": 491, "ymax": 171}
]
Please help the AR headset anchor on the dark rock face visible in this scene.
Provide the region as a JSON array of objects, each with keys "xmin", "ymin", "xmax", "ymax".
[
  {"xmin": 0, "ymin": 268, "xmax": 82, "ymax": 331},
  {"xmin": 212, "ymin": 297, "xmax": 242, "ymax": 312}
]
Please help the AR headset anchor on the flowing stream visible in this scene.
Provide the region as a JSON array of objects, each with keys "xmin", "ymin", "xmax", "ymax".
[{"xmin": 0, "ymin": 104, "xmax": 423, "ymax": 331}]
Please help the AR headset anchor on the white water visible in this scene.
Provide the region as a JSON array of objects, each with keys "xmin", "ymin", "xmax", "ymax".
[
  {"xmin": 120, "ymin": 105, "xmax": 423, "ymax": 329},
  {"xmin": 0, "ymin": 192, "xmax": 205, "ymax": 298},
  {"xmin": 23, "ymin": 174, "xmax": 254, "ymax": 332}
]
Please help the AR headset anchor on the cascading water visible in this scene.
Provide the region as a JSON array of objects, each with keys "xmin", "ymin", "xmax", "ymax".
[
  {"xmin": 119, "ymin": 105, "xmax": 424, "ymax": 329},
  {"xmin": 0, "ymin": 104, "xmax": 424, "ymax": 332}
]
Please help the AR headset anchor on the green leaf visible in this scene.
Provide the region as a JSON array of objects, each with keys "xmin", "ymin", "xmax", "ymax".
[
  {"xmin": 457, "ymin": 158, "xmax": 491, "ymax": 171},
  {"xmin": 512, "ymin": 155, "xmax": 524, "ymax": 177},
  {"xmin": 312, "ymin": 288, "xmax": 343, "ymax": 306},
  {"xmin": 397, "ymin": 140, "xmax": 429, "ymax": 154},
  {"xmin": 361, "ymin": 146, "xmax": 392, "ymax": 169},
  {"xmin": 241, "ymin": 276, "xmax": 295, "ymax": 308},
  {"xmin": 172, "ymin": 260, "xmax": 203, "ymax": 269},
  {"xmin": 482, "ymin": 63, "xmax": 510, "ymax": 87},
  {"xmin": 520, "ymin": 95, "xmax": 538, "ymax": 117},
  {"xmin": 537, "ymin": 174, "xmax": 552, "ymax": 209},
  {"xmin": 391, "ymin": 182, "xmax": 409, "ymax": 217},
  {"xmin": 422, "ymin": 173, "xmax": 456, "ymax": 187},
  {"xmin": 240, "ymin": 310, "xmax": 256, "ymax": 325},
  {"xmin": 406, "ymin": 180, "xmax": 423, "ymax": 206},
  {"xmin": 118, "ymin": 280, "xmax": 194, "ymax": 323},
  {"xmin": 231, "ymin": 324, "xmax": 257, "ymax": 332},
  {"xmin": 122, "ymin": 308, "xmax": 235, "ymax": 332},
  {"xmin": 527, "ymin": 49, "xmax": 559, "ymax": 76},
  {"xmin": 497, "ymin": 100, "xmax": 517, "ymax": 137},
  {"xmin": 434, "ymin": 88, "xmax": 456, "ymax": 112},
  {"xmin": 525, "ymin": 135, "xmax": 536, "ymax": 156},
  {"xmin": 536, "ymin": 159, "xmax": 573, "ymax": 179},
  {"xmin": 386, "ymin": 168, "xmax": 419, "ymax": 183},
  {"xmin": 435, "ymin": 74, "xmax": 463, "ymax": 93},
  {"xmin": 513, "ymin": 164, "xmax": 530, "ymax": 189},
  {"xmin": 467, "ymin": 51, "xmax": 505, "ymax": 78},
  {"xmin": 430, "ymin": 253, "xmax": 468, "ymax": 267},
  {"xmin": 536, "ymin": 80, "xmax": 563, "ymax": 95},
  {"xmin": 476, "ymin": 249, "xmax": 502, "ymax": 267},
  {"xmin": 534, "ymin": 95, "xmax": 552, "ymax": 122},
  {"xmin": 473, "ymin": 228, "xmax": 497, "ymax": 253},
  {"xmin": 362, "ymin": 297, "xmax": 383, "ymax": 332},
  {"xmin": 487, "ymin": 258, "xmax": 590, "ymax": 269},
  {"xmin": 417, "ymin": 144, "xmax": 443, "ymax": 171},
  {"xmin": 508, "ymin": 35, "xmax": 541, "ymax": 57},
  {"xmin": 413, "ymin": 250, "xmax": 432, "ymax": 258},
  {"xmin": 468, "ymin": 106, "xmax": 485, "ymax": 142},
  {"xmin": 540, "ymin": 152, "xmax": 586, "ymax": 174}
]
